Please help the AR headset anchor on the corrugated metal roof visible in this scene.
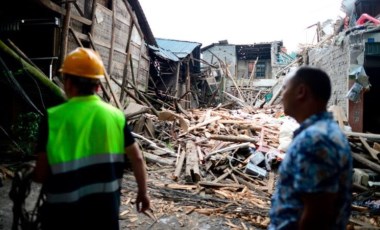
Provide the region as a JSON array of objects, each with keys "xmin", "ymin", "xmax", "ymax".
[
  {"xmin": 148, "ymin": 45, "xmax": 179, "ymax": 62},
  {"xmin": 156, "ymin": 38, "xmax": 201, "ymax": 59}
]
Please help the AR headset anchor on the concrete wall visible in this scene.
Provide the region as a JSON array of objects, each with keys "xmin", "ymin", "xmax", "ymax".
[
  {"xmin": 202, "ymin": 44, "xmax": 236, "ymax": 76},
  {"xmin": 202, "ymin": 44, "xmax": 236, "ymax": 91},
  {"xmin": 236, "ymin": 59, "xmax": 272, "ymax": 80}
]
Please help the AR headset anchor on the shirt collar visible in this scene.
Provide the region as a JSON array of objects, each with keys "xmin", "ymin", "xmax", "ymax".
[
  {"xmin": 293, "ymin": 111, "xmax": 333, "ymax": 137},
  {"xmin": 68, "ymin": 94, "xmax": 100, "ymax": 102}
]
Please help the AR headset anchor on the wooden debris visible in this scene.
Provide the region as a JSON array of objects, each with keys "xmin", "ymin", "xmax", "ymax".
[
  {"xmin": 198, "ymin": 181, "xmax": 245, "ymax": 189},
  {"xmin": 359, "ymin": 137, "xmax": 380, "ymax": 162},
  {"xmin": 210, "ymin": 134, "xmax": 258, "ymax": 143},
  {"xmin": 185, "ymin": 141, "xmax": 200, "ymax": 183},
  {"xmin": 180, "ymin": 116, "xmax": 222, "ymax": 136},
  {"xmin": 173, "ymin": 150, "xmax": 186, "ymax": 181},
  {"xmin": 143, "ymin": 151, "xmax": 175, "ymax": 166}
]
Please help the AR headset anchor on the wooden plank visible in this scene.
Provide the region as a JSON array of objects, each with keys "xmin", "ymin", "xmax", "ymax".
[
  {"xmin": 107, "ymin": 0, "xmax": 117, "ymax": 74},
  {"xmin": 374, "ymin": 142, "xmax": 380, "ymax": 152},
  {"xmin": 352, "ymin": 152, "xmax": 380, "ymax": 174},
  {"xmin": 345, "ymin": 131, "xmax": 380, "ymax": 140},
  {"xmin": 60, "ymin": 2, "xmax": 72, "ymax": 63},
  {"xmin": 185, "ymin": 141, "xmax": 200, "ymax": 183},
  {"xmin": 179, "ymin": 116, "xmax": 221, "ymax": 137},
  {"xmin": 173, "ymin": 150, "xmax": 186, "ymax": 181},
  {"xmin": 233, "ymin": 175, "xmax": 268, "ymax": 197},
  {"xmin": 132, "ymin": 132, "xmax": 176, "ymax": 156},
  {"xmin": 359, "ymin": 137, "xmax": 380, "ymax": 161},
  {"xmin": 110, "ymin": 76, "xmax": 146, "ymax": 106},
  {"xmin": 132, "ymin": 115, "xmax": 145, "ymax": 133},
  {"xmin": 69, "ymin": 28, "xmax": 84, "ymax": 47},
  {"xmin": 143, "ymin": 151, "xmax": 174, "ymax": 166},
  {"xmin": 198, "ymin": 181, "xmax": 244, "ymax": 189},
  {"xmin": 38, "ymin": 0, "xmax": 92, "ymax": 25},
  {"xmin": 196, "ymin": 145, "xmax": 204, "ymax": 163},
  {"xmin": 156, "ymin": 183, "xmax": 197, "ymax": 190},
  {"xmin": 209, "ymin": 135, "xmax": 258, "ymax": 143},
  {"xmin": 267, "ymin": 172, "xmax": 275, "ymax": 194},
  {"xmin": 88, "ymin": 33, "xmax": 123, "ymax": 109},
  {"xmin": 329, "ymin": 105, "xmax": 348, "ymax": 129},
  {"xmin": 206, "ymin": 142, "xmax": 251, "ymax": 159}
]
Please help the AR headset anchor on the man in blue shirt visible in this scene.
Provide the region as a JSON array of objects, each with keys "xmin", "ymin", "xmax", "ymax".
[{"xmin": 269, "ymin": 66, "xmax": 352, "ymax": 230}]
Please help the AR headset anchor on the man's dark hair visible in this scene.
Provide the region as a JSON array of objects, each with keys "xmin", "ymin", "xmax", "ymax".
[
  {"xmin": 64, "ymin": 74, "xmax": 100, "ymax": 95},
  {"xmin": 292, "ymin": 66, "xmax": 331, "ymax": 103}
]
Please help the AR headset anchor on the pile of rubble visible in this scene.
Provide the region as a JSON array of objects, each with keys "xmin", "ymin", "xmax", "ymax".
[
  {"xmin": 121, "ymin": 100, "xmax": 380, "ymax": 229},
  {"xmin": 124, "ymin": 103, "xmax": 286, "ymax": 228}
]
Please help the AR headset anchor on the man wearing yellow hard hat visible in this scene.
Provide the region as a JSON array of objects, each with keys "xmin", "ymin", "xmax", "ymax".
[{"xmin": 34, "ymin": 47, "xmax": 150, "ymax": 230}]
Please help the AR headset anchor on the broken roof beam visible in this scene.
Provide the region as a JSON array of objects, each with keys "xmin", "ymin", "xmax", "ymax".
[{"xmin": 37, "ymin": 0, "xmax": 92, "ymax": 25}]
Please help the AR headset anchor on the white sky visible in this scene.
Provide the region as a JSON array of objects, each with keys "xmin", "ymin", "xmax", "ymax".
[{"xmin": 138, "ymin": 0, "xmax": 345, "ymax": 53}]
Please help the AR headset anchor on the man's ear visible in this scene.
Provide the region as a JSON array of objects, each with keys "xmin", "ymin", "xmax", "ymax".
[
  {"xmin": 295, "ymin": 83, "xmax": 307, "ymax": 100},
  {"xmin": 95, "ymin": 83, "xmax": 100, "ymax": 92}
]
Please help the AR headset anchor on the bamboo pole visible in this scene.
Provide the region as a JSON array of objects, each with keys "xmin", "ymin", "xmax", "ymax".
[
  {"xmin": 0, "ymin": 39, "xmax": 66, "ymax": 102},
  {"xmin": 7, "ymin": 39, "xmax": 42, "ymax": 72}
]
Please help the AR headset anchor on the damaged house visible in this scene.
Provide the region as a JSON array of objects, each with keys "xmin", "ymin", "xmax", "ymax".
[
  {"xmin": 0, "ymin": 0, "xmax": 157, "ymax": 154},
  {"xmin": 148, "ymin": 38, "xmax": 202, "ymax": 109},
  {"xmin": 302, "ymin": 0, "xmax": 380, "ymax": 134},
  {"xmin": 200, "ymin": 40, "xmax": 295, "ymax": 106}
]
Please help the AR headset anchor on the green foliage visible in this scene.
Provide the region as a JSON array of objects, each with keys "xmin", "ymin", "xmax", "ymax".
[
  {"xmin": 11, "ymin": 112, "xmax": 42, "ymax": 156},
  {"xmin": 165, "ymin": 142, "xmax": 174, "ymax": 151}
]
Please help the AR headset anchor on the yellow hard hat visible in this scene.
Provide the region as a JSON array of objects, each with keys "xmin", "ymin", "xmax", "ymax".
[{"xmin": 59, "ymin": 47, "xmax": 105, "ymax": 79}]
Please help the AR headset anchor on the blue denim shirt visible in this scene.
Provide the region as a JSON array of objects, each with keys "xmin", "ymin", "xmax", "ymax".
[{"xmin": 269, "ymin": 112, "xmax": 352, "ymax": 230}]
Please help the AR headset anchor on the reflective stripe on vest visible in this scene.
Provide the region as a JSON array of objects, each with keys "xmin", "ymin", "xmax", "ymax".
[{"xmin": 46, "ymin": 179, "xmax": 122, "ymax": 203}]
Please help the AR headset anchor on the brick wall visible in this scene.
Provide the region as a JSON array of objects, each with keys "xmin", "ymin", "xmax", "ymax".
[{"xmin": 308, "ymin": 37, "xmax": 352, "ymax": 114}]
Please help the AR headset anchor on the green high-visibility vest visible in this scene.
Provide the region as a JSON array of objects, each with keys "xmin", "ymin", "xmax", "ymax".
[{"xmin": 47, "ymin": 95, "xmax": 125, "ymax": 166}]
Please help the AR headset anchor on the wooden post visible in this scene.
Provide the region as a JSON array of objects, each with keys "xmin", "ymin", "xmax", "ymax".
[
  {"xmin": 120, "ymin": 21, "xmax": 134, "ymax": 103},
  {"xmin": 209, "ymin": 134, "xmax": 258, "ymax": 143},
  {"xmin": 175, "ymin": 62, "xmax": 181, "ymax": 98},
  {"xmin": 352, "ymin": 152, "xmax": 380, "ymax": 174},
  {"xmin": 69, "ymin": 28, "xmax": 83, "ymax": 48},
  {"xmin": 185, "ymin": 141, "xmax": 200, "ymax": 183},
  {"xmin": 225, "ymin": 63, "xmax": 245, "ymax": 101},
  {"xmin": 107, "ymin": 0, "xmax": 116, "ymax": 75},
  {"xmin": 89, "ymin": 0, "xmax": 98, "ymax": 36},
  {"xmin": 110, "ymin": 76, "xmax": 146, "ymax": 106},
  {"xmin": 60, "ymin": 1, "xmax": 72, "ymax": 66},
  {"xmin": 88, "ymin": 33, "xmax": 123, "ymax": 109},
  {"xmin": 186, "ymin": 60, "xmax": 191, "ymax": 109},
  {"xmin": 173, "ymin": 150, "xmax": 186, "ymax": 181},
  {"xmin": 248, "ymin": 57, "xmax": 259, "ymax": 87}
]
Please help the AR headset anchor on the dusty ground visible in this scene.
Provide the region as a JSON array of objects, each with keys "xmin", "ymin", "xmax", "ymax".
[{"xmin": 0, "ymin": 165, "xmax": 263, "ymax": 230}]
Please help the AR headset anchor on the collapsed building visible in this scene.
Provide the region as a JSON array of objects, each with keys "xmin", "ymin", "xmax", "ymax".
[
  {"xmin": 301, "ymin": 0, "xmax": 380, "ymax": 134},
  {"xmin": 200, "ymin": 40, "xmax": 294, "ymax": 107}
]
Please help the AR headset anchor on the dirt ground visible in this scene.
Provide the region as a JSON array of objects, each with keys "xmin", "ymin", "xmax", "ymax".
[{"xmin": 0, "ymin": 165, "xmax": 263, "ymax": 230}]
